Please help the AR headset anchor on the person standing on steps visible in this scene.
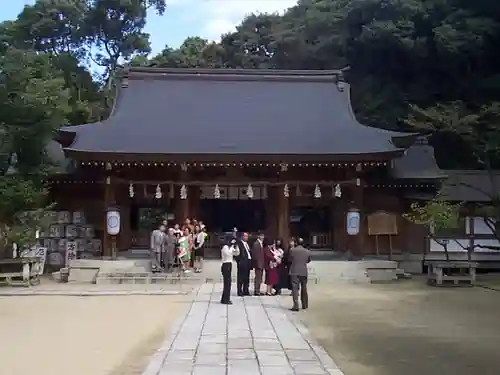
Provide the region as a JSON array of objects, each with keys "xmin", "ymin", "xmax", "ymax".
[
  {"xmin": 150, "ymin": 223, "xmax": 166, "ymax": 272},
  {"xmin": 275, "ymin": 238, "xmax": 293, "ymax": 295},
  {"xmin": 235, "ymin": 232, "xmax": 252, "ymax": 296},
  {"xmin": 288, "ymin": 237, "xmax": 311, "ymax": 311},
  {"xmin": 193, "ymin": 224, "xmax": 205, "ymax": 273},
  {"xmin": 220, "ymin": 238, "xmax": 240, "ymax": 305},
  {"xmin": 252, "ymin": 232, "xmax": 265, "ymax": 296}
]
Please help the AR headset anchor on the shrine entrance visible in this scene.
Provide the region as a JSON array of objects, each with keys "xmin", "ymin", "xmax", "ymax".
[
  {"xmin": 199, "ymin": 199, "xmax": 266, "ymax": 233},
  {"xmin": 290, "ymin": 206, "xmax": 332, "ymax": 248},
  {"xmin": 129, "ymin": 199, "xmax": 174, "ymax": 248},
  {"xmin": 198, "ymin": 184, "xmax": 267, "ymax": 233}
]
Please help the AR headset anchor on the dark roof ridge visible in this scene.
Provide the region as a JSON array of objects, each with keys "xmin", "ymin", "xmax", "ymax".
[
  {"xmin": 124, "ymin": 66, "xmax": 343, "ymax": 76},
  {"xmin": 122, "ymin": 66, "xmax": 343, "ymax": 83}
]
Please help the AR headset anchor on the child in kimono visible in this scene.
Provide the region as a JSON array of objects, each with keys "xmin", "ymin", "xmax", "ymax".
[{"xmin": 177, "ymin": 226, "xmax": 192, "ymax": 273}]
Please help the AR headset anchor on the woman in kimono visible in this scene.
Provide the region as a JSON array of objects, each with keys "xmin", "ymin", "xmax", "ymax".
[
  {"xmin": 178, "ymin": 226, "xmax": 192, "ymax": 273},
  {"xmin": 264, "ymin": 238, "xmax": 282, "ymax": 295}
]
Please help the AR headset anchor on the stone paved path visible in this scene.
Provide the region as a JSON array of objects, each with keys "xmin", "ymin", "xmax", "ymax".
[{"xmin": 143, "ymin": 283, "xmax": 344, "ymax": 375}]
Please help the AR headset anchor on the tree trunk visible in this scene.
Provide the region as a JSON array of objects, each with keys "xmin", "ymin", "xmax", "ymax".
[{"xmin": 444, "ymin": 242, "xmax": 449, "ymax": 261}]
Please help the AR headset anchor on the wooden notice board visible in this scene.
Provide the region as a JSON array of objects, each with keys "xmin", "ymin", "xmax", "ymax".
[
  {"xmin": 367, "ymin": 211, "xmax": 398, "ymax": 236},
  {"xmin": 367, "ymin": 211, "xmax": 398, "ymax": 258}
]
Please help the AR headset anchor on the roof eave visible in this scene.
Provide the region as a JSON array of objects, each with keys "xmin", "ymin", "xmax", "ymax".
[{"xmin": 64, "ymin": 149, "xmax": 405, "ymax": 163}]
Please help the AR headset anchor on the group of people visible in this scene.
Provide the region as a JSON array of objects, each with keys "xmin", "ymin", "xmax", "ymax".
[
  {"xmin": 150, "ymin": 218, "xmax": 207, "ymax": 273},
  {"xmin": 221, "ymin": 232, "xmax": 311, "ymax": 312}
]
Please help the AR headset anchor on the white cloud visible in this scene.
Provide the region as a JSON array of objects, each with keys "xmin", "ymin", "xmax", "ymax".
[{"xmin": 182, "ymin": 0, "xmax": 298, "ymax": 41}]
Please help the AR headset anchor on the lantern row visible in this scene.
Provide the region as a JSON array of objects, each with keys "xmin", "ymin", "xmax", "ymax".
[
  {"xmin": 128, "ymin": 183, "xmax": 344, "ymax": 200},
  {"xmin": 48, "ymin": 180, "xmax": 437, "ymax": 189},
  {"xmin": 80, "ymin": 161, "xmax": 388, "ymax": 168}
]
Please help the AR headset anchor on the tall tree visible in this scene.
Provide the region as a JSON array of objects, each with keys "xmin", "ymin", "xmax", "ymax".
[
  {"xmin": 0, "ymin": 48, "xmax": 71, "ymax": 176},
  {"xmin": 0, "ymin": 48, "xmax": 72, "ymax": 255},
  {"xmin": 138, "ymin": 37, "xmax": 227, "ymax": 68},
  {"xmin": 84, "ymin": 0, "xmax": 166, "ymax": 79}
]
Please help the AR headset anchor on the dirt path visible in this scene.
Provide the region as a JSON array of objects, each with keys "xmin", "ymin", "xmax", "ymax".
[
  {"xmin": 0, "ymin": 295, "xmax": 191, "ymax": 375},
  {"xmin": 302, "ymin": 279, "xmax": 500, "ymax": 375}
]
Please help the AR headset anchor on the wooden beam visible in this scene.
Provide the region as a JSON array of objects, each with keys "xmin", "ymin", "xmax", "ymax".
[{"xmin": 103, "ymin": 172, "xmax": 113, "ymax": 257}]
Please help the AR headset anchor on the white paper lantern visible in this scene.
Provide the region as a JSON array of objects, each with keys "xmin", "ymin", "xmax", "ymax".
[
  {"xmin": 314, "ymin": 184, "xmax": 321, "ymax": 199},
  {"xmin": 284, "ymin": 184, "xmax": 289, "ymax": 198},
  {"xmin": 246, "ymin": 184, "xmax": 254, "ymax": 199},
  {"xmin": 106, "ymin": 207, "xmax": 121, "ymax": 236},
  {"xmin": 155, "ymin": 184, "xmax": 162, "ymax": 199},
  {"xmin": 129, "ymin": 183, "xmax": 134, "ymax": 198},
  {"xmin": 347, "ymin": 210, "xmax": 360, "ymax": 235},
  {"xmin": 214, "ymin": 184, "xmax": 221, "ymax": 199},
  {"xmin": 180, "ymin": 185, "xmax": 187, "ymax": 200},
  {"xmin": 334, "ymin": 184, "xmax": 342, "ymax": 198}
]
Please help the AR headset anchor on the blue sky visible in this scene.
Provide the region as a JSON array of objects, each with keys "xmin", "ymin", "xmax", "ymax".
[{"xmin": 1, "ymin": 0, "xmax": 297, "ymax": 54}]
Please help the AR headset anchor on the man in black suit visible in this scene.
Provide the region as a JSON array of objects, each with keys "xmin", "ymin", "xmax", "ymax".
[{"xmin": 235, "ymin": 232, "xmax": 252, "ymax": 296}]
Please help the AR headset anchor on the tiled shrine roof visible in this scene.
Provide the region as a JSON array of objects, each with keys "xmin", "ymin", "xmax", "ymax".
[{"xmin": 58, "ymin": 67, "xmax": 414, "ymax": 162}]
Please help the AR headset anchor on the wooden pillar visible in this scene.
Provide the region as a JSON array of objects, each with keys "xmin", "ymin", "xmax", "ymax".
[
  {"xmin": 331, "ymin": 198, "xmax": 347, "ymax": 252},
  {"xmin": 188, "ymin": 185, "xmax": 200, "ymax": 220},
  {"xmin": 277, "ymin": 184, "xmax": 290, "ymax": 242},
  {"xmin": 175, "ymin": 169, "xmax": 189, "ymax": 224},
  {"xmin": 102, "ymin": 163, "xmax": 114, "ymax": 258},
  {"xmin": 265, "ymin": 186, "xmax": 278, "ymax": 237},
  {"xmin": 349, "ymin": 164, "xmax": 364, "ymax": 259},
  {"xmin": 119, "ymin": 205, "xmax": 131, "ymax": 250}
]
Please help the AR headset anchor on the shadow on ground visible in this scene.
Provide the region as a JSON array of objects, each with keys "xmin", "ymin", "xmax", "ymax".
[{"xmin": 302, "ymin": 278, "xmax": 500, "ymax": 375}]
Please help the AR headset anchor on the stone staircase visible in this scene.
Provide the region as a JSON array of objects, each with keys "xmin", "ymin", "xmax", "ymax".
[{"xmin": 56, "ymin": 251, "xmax": 413, "ymax": 284}]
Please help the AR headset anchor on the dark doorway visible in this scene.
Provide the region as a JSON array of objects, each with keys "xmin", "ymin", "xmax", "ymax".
[
  {"xmin": 289, "ymin": 206, "xmax": 331, "ymax": 241},
  {"xmin": 199, "ymin": 199, "xmax": 266, "ymax": 232}
]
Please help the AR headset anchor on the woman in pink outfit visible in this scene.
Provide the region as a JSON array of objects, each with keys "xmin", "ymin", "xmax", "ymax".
[{"xmin": 264, "ymin": 238, "xmax": 280, "ymax": 295}]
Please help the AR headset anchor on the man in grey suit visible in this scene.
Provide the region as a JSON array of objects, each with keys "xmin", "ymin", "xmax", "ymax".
[
  {"xmin": 288, "ymin": 238, "xmax": 311, "ymax": 311},
  {"xmin": 150, "ymin": 224, "xmax": 166, "ymax": 272}
]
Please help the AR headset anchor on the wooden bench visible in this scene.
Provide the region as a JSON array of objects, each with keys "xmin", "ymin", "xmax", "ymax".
[
  {"xmin": 424, "ymin": 261, "xmax": 478, "ymax": 287},
  {"xmin": 0, "ymin": 257, "xmax": 42, "ymax": 287}
]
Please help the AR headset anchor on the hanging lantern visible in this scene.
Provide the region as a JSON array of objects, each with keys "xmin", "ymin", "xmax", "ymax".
[
  {"xmin": 246, "ymin": 184, "xmax": 254, "ymax": 199},
  {"xmin": 214, "ymin": 184, "xmax": 221, "ymax": 199},
  {"xmin": 314, "ymin": 184, "xmax": 322, "ymax": 199},
  {"xmin": 155, "ymin": 184, "xmax": 162, "ymax": 199},
  {"xmin": 128, "ymin": 183, "xmax": 134, "ymax": 198},
  {"xmin": 169, "ymin": 184, "xmax": 174, "ymax": 199},
  {"xmin": 296, "ymin": 185, "xmax": 301, "ymax": 197},
  {"xmin": 180, "ymin": 184, "xmax": 187, "ymax": 200},
  {"xmin": 334, "ymin": 184, "xmax": 342, "ymax": 198},
  {"xmin": 284, "ymin": 184, "xmax": 289, "ymax": 198}
]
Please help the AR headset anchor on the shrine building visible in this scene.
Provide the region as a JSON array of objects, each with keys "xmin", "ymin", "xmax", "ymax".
[{"xmin": 51, "ymin": 67, "xmax": 446, "ymax": 259}]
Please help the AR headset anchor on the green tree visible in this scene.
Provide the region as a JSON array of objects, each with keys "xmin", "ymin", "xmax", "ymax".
[
  {"xmin": 404, "ymin": 197, "xmax": 464, "ymax": 261},
  {"xmin": 0, "ymin": 48, "xmax": 71, "ymax": 256},
  {"xmin": 407, "ymin": 101, "xmax": 500, "ymax": 246},
  {"xmin": 84, "ymin": 0, "xmax": 166, "ymax": 78}
]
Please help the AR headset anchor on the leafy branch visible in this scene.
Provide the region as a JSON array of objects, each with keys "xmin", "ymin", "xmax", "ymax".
[{"xmin": 404, "ymin": 197, "xmax": 464, "ymax": 261}]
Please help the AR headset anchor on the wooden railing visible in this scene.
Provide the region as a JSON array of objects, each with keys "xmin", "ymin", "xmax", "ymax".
[
  {"xmin": 131, "ymin": 232, "xmax": 149, "ymax": 248},
  {"xmin": 308, "ymin": 232, "xmax": 332, "ymax": 248},
  {"xmin": 130, "ymin": 231, "xmax": 333, "ymax": 250}
]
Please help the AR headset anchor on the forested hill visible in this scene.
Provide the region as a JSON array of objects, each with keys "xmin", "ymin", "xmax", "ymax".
[
  {"xmin": 133, "ymin": 0, "xmax": 500, "ymax": 169},
  {"xmin": 1, "ymin": 0, "xmax": 500, "ymax": 171}
]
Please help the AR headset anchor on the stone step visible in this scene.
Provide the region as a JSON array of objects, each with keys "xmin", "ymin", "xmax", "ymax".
[
  {"xmin": 365, "ymin": 268, "xmax": 398, "ymax": 283},
  {"xmin": 95, "ymin": 271, "xmax": 203, "ymax": 285}
]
